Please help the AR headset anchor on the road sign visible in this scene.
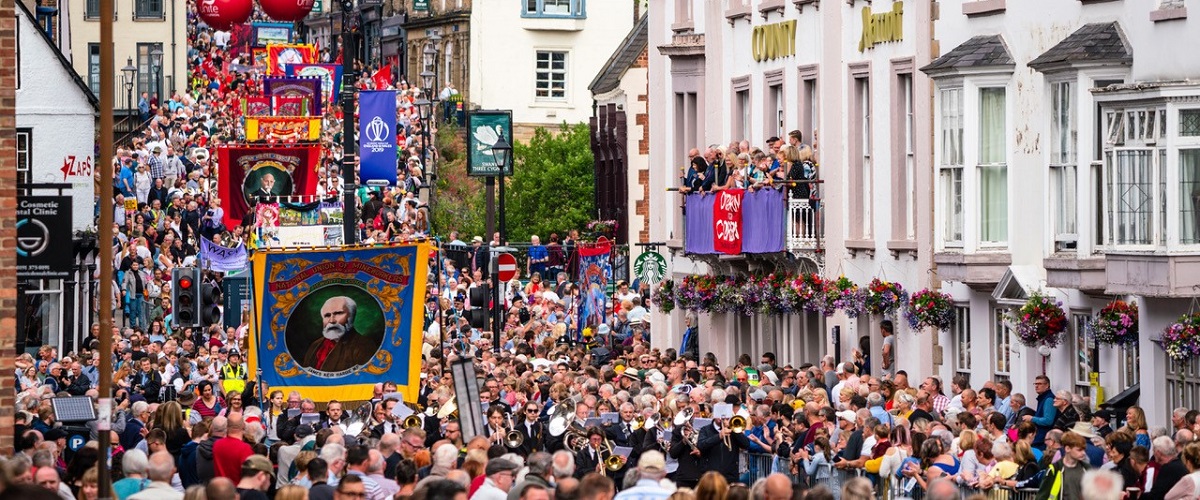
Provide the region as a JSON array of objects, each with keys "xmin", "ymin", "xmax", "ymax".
[{"xmin": 497, "ymin": 253, "xmax": 518, "ymax": 282}]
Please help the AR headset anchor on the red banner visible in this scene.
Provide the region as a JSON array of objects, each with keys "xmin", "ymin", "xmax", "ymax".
[
  {"xmin": 713, "ymin": 189, "xmax": 744, "ymax": 254},
  {"xmin": 216, "ymin": 145, "xmax": 320, "ymax": 228},
  {"xmin": 267, "ymin": 44, "xmax": 317, "ymax": 76},
  {"xmin": 243, "ymin": 96, "xmax": 270, "ymax": 117}
]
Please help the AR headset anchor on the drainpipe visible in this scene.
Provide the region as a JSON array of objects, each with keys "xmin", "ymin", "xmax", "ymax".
[{"xmin": 171, "ymin": 0, "xmax": 177, "ymax": 94}]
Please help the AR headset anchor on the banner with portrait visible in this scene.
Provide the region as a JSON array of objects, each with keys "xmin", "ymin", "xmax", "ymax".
[
  {"xmin": 576, "ymin": 242, "xmax": 612, "ymax": 338},
  {"xmin": 266, "ymin": 44, "xmax": 317, "ymax": 76},
  {"xmin": 245, "ymin": 117, "xmax": 322, "ymax": 142},
  {"xmin": 286, "ymin": 63, "xmax": 342, "ymax": 105},
  {"xmin": 264, "ymin": 77, "xmax": 322, "ymax": 116},
  {"xmin": 216, "ymin": 145, "xmax": 320, "ymax": 229},
  {"xmin": 248, "ymin": 244, "xmax": 430, "ymax": 402}
]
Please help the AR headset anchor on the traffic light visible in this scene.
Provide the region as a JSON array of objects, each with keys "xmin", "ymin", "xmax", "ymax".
[
  {"xmin": 200, "ymin": 281, "xmax": 222, "ymax": 328},
  {"xmin": 171, "ymin": 267, "xmax": 199, "ymax": 329}
]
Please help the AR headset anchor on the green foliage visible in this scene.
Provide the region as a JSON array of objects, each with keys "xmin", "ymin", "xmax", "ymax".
[
  {"xmin": 431, "ymin": 121, "xmax": 486, "ymax": 238},
  {"xmin": 507, "ymin": 123, "xmax": 595, "ymax": 243}
]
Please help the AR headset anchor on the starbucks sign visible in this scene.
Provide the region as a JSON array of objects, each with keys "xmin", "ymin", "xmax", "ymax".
[{"xmin": 633, "ymin": 251, "xmax": 667, "ymax": 286}]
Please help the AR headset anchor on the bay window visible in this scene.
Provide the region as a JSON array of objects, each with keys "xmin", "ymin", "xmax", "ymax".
[
  {"xmin": 1181, "ymin": 149, "xmax": 1200, "ymax": 244},
  {"xmin": 1050, "ymin": 81, "xmax": 1078, "ymax": 248},
  {"xmin": 979, "ymin": 87, "xmax": 1008, "ymax": 245},
  {"xmin": 940, "ymin": 88, "xmax": 964, "ymax": 246},
  {"xmin": 1101, "ymin": 106, "xmax": 1166, "ymax": 248}
]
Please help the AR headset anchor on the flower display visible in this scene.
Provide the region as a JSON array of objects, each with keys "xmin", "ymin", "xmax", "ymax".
[
  {"xmin": 675, "ymin": 275, "xmax": 718, "ymax": 312},
  {"xmin": 586, "ymin": 220, "xmax": 618, "ymax": 234},
  {"xmin": 904, "ymin": 289, "xmax": 956, "ymax": 331},
  {"xmin": 711, "ymin": 278, "xmax": 746, "ymax": 315},
  {"xmin": 1161, "ymin": 313, "xmax": 1200, "ymax": 362},
  {"xmin": 865, "ymin": 278, "xmax": 908, "ymax": 317},
  {"xmin": 1089, "ymin": 300, "xmax": 1138, "ymax": 346},
  {"xmin": 653, "ymin": 279, "xmax": 676, "ymax": 314},
  {"xmin": 792, "ymin": 273, "xmax": 831, "ymax": 316},
  {"xmin": 1008, "ymin": 291, "xmax": 1067, "ymax": 348},
  {"xmin": 827, "ymin": 276, "xmax": 867, "ymax": 318}
]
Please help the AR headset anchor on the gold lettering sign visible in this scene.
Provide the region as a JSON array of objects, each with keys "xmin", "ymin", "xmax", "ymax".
[
  {"xmin": 858, "ymin": 2, "xmax": 904, "ymax": 52},
  {"xmin": 751, "ymin": 20, "xmax": 797, "ymax": 63}
]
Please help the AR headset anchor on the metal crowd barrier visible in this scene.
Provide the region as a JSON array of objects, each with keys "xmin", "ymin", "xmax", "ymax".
[{"xmin": 881, "ymin": 475, "xmax": 1040, "ymax": 500}]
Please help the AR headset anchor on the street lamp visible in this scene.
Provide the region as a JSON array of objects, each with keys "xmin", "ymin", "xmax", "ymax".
[
  {"xmin": 488, "ymin": 133, "xmax": 511, "ymax": 354},
  {"xmin": 338, "ymin": 0, "xmax": 361, "ymax": 244},
  {"xmin": 121, "ymin": 58, "xmax": 137, "ymax": 113},
  {"xmin": 149, "ymin": 47, "xmax": 163, "ymax": 103}
]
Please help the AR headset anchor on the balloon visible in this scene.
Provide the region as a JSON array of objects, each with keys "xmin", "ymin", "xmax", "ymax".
[
  {"xmin": 196, "ymin": 0, "xmax": 253, "ymax": 31},
  {"xmin": 259, "ymin": 0, "xmax": 315, "ymax": 22}
]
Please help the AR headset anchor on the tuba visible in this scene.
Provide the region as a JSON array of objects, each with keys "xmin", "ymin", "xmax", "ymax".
[{"xmin": 548, "ymin": 399, "xmax": 576, "ymax": 437}]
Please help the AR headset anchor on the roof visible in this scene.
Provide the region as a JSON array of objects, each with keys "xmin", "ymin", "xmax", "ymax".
[
  {"xmin": 15, "ymin": 0, "xmax": 99, "ymax": 109},
  {"xmin": 920, "ymin": 34, "xmax": 1014, "ymax": 76},
  {"xmin": 1028, "ymin": 22, "xmax": 1131, "ymax": 71},
  {"xmin": 588, "ymin": 14, "xmax": 648, "ymax": 95}
]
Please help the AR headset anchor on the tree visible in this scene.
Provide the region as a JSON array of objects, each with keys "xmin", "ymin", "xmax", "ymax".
[
  {"xmin": 507, "ymin": 123, "xmax": 595, "ymax": 243},
  {"xmin": 431, "ymin": 122, "xmax": 485, "ymax": 238}
]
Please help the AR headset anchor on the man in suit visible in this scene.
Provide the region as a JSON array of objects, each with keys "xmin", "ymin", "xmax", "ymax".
[
  {"xmin": 511, "ymin": 402, "xmax": 546, "ymax": 456},
  {"xmin": 133, "ymin": 357, "xmax": 162, "ymax": 404},
  {"xmin": 669, "ymin": 420, "xmax": 705, "ymax": 488},
  {"xmin": 603, "ymin": 403, "xmax": 644, "ymax": 479},
  {"xmin": 696, "ymin": 415, "xmax": 750, "ymax": 484},
  {"xmin": 574, "ymin": 427, "xmax": 606, "ymax": 479},
  {"xmin": 251, "ymin": 173, "xmax": 278, "ymax": 198},
  {"xmin": 1142, "ymin": 436, "xmax": 1188, "ymax": 500},
  {"xmin": 301, "ymin": 296, "xmax": 381, "ymax": 372},
  {"xmin": 278, "ymin": 399, "xmax": 328, "ymax": 444}
]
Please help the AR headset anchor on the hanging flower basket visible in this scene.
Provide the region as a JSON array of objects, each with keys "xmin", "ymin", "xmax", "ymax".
[
  {"xmin": 792, "ymin": 273, "xmax": 831, "ymax": 316},
  {"xmin": 653, "ymin": 279, "xmax": 677, "ymax": 314},
  {"xmin": 1008, "ymin": 291, "xmax": 1068, "ymax": 349},
  {"xmin": 866, "ymin": 278, "xmax": 908, "ymax": 317},
  {"xmin": 742, "ymin": 275, "xmax": 779, "ymax": 316},
  {"xmin": 905, "ymin": 289, "xmax": 956, "ymax": 331},
  {"xmin": 1089, "ymin": 300, "xmax": 1139, "ymax": 346},
  {"xmin": 676, "ymin": 275, "xmax": 717, "ymax": 312},
  {"xmin": 770, "ymin": 273, "xmax": 801, "ymax": 314},
  {"xmin": 827, "ymin": 276, "xmax": 867, "ymax": 318},
  {"xmin": 1160, "ymin": 313, "xmax": 1200, "ymax": 362},
  {"xmin": 586, "ymin": 219, "xmax": 618, "ymax": 239},
  {"xmin": 711, "ymin": 277, "xmax": 746, "ymax": 315}
]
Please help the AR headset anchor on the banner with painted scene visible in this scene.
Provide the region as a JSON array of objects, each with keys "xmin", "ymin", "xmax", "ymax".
[
  {"xmin": 576, "ymin": 241, "xmax": 612, "ymax": 339},
  {"xmin": 243, "ymin": 97, "xmax": 271, "ymax": 117},
  {"xmin": 251, "ymin": 22, "xmax": 293, "ymax": 47},
  {"xmin": 245, "ymin": 117, "xmax": 322, "ymax": 142},
  {"xmin": 264, "ymin": 77, "xmax": 322, "ymax": 116},
  {"xmin": 254, "ymin": 202, "xmax": 344, "ymax": 249},
  {"xmin": 248, "ymin": 244, "xmax": 431, "ymax": 402},
  {"xmin": 266, "ymin": 44, "xmax": 317, "ymax": 76},
  {"xmin": 216, "ymin": 145, "xmax": 320, "ymax": 229},
  {"xmin": 286, "ymin": 63, "xmax": 342, "ymax": 105}
]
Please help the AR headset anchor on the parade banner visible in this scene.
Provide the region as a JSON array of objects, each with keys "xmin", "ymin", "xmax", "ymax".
[
  {"xmin": 265, "ymin": 77, "xmax": 322, "ymax": 116},
  {"xmin": 251, "ymin": 48, "xmax": 269, "ymax": 69},
  {"xmin": 286, "ymin": 63, "xmax": 342, "ymax": 105},
  {"xmin": 741, "ymin": 187, "xmax": 785, "ymax": 253},
  {"xmin": 249, "ymin": 244, "xmax": 430, "ymax": 402},
  {"xmin": 685, "ymin": 189, "xmax": 786, "ymax": 254},
  {"xmin": 245, "ymin": 117, "xmax": 322, "ymax": 142},
  {"xmin": 251, "ymin": 22, "xmax": 293, "ymax": 47},
  {"xmin": 200, "ymin": 238, "xmax": 248, "ymax": 273},
  {"xmin": 577, "ymin": 242, "xmax": 612, "ymax": 337},
  {"xmin": 713, "ymin": 189, "xmax": 744, "ymax": 255},
  {"xmin": 216, "ymin": 145, "xmax": 320, "ymax": 229},
  {"xmin": 266, "ymin": 44, "xmax": 317, "ymax": 76},
  {"xmin": 254, "ymin": 202, "xmax": 344, "ymax": 249},
  {"xmin": 358, "ymin": 90, "xmax": 398, "ymax": 186},
  {"xmin": 243, "ymin": 97, "xmax": 271, "ymax": 117},
  {"xmin": 271, "ymin": 97, "xmax": 309, "ymax": 117}
]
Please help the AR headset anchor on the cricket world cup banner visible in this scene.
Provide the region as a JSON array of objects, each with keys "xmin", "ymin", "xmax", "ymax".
[
  {"xmin": 358, "ymin": 90, "xmax": 398, "ymax": 186},
  {"xmin": 249, "ymin": 244, "xmax": 431, "ymax": 402}
]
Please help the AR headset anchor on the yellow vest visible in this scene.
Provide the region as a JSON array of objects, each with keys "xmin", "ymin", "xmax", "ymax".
[{"xmin": 221, "ymin": 364, "xmax": 246, "ymax": 395}]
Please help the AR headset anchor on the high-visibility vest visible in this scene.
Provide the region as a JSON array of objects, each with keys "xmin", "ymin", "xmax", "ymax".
[{"xmin": 221, "ymin": 364, "xmax": 245, "ymax": 395}]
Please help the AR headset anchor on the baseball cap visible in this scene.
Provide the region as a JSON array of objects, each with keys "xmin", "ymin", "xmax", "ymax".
[
  {"xmin": 750, "ymin": 389, "xmax": 768, "ymax": 402},
  {"xmin": 243, "ymin": 455, "xmax": 274, "ymax": 479},
  {"xmin": 836, "ymin": 410, "xmax": 857, "ymax": 422},
  {"xmin": 638, "ymin": 450, "xmax": 666, "ymax": 473}
]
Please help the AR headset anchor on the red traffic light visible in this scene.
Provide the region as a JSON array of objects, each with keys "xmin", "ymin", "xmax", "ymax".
[{"xmin": 179, "ymin": 276, "xmax": 193, "ymax": 290}]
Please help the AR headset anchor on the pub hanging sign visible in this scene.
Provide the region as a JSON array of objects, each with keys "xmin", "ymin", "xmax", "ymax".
[{"xmin": 858, "ymin": 2, "xmax": 904, "ymax": 52}]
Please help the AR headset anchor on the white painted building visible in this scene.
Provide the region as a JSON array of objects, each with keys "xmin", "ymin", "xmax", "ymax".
[
  {"xmin": 644, "ymin": 0, "xmax": 938, "ymax": 378},
  {"xmin": 927, "ymin": 0, "xmax": 1200, "ymax": 425},
  {"xmin": 16, "ymin": 0, "xmax": 99, "ymax": 355},
  {"xmin": 469, "ymin": 0, "xmax": 636, "ymax": 138}
]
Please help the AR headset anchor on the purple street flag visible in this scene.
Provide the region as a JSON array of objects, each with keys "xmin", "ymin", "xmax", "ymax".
[{"xmin": 358, "ymin": 90, "xmax": 398, "ymax": 186}]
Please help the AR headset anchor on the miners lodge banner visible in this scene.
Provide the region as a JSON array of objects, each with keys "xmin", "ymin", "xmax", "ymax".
[
  {"xmin": 286, "ymin": 63, "xmax": 343, "ymax": 105},
  {"xmin": 713, "ymin": 189, "xmax": 744, "ymax": 255},
  {"xmin": 245, "ymin": 117, "xmax": 322, "ymax": 142},
  {"xmin": 248, "ymin": 244, "xmax": 430, "ymax": 402},
  {"xmin": 216, "ymin": 145, "xmax": 320, "ymax": 229},
  {"xmin": 577, "ymin": 242, "xmax": 612, "ymax": 339},
  {"xmin": 266, "ymin": 44, "xmax": 317, "ymax": 76},
  {"xmin": 264, "ymin": 77, "xmax": 322, "ymax": 116}
]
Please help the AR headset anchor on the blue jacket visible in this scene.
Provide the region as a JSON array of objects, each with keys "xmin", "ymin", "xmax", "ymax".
[{"xmin": 1031, "ymin": 391, "xmax": 1057, "ymax": 446}]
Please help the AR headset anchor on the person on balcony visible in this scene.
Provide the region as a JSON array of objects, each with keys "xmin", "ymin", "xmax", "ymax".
[{"xmin": 681, "ymin": 151, "xmax": 713, "ymax": 193}]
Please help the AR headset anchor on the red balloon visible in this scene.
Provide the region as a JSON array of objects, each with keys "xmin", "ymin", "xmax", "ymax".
[
  {"xmin": 197, "ymin": 0, "xmax": 252, "ymax": 31},
  {"xmin": 259, "ymin": 0, "xmax": 315, "ymax": 22}
]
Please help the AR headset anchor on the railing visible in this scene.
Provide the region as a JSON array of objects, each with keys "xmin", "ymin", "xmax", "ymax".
[
  {"xmin": 787, "ymin": 196, "xmax": 821, "ymax": 253},
  {"xmin": 739, "ymin": 452, "xmax": 1039, "ymax": 499}
]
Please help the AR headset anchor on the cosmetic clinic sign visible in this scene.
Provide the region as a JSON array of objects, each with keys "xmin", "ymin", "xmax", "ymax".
[{"xmin": 17, "ymin": 195, "xmax": 73, "ymax": 278}]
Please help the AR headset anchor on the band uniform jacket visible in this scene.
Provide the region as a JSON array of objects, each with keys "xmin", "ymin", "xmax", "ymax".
[
  {"xmin": 603, "ymin": 420, "xmax": 644, "ymax": 476},
  {"xmin": 668, "ymin": 428, "xmax": 706, "ymax": 485},
  {"xmin": 511, "ymin": 419, "xmax": 545, "ymax": 455},
  {"xmin": 696, "ymin": 422, "xmax": 750, "ymax": 483},
  {"xmin": 574, "ymin": 445, "xmax": 603, "ymax": 479}
]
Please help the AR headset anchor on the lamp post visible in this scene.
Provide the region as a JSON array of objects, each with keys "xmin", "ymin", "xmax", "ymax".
[
  {"xmin": 150, "ymin": 47, "xmax": 163, "ymax": 104},
  {"xmin": 121, "ymin": 58, "xmax": 136, "ymax": 113},
  {"xmin": 489, "ymin": 134, "xmax": 511, "ymax": 354},
  {"xmin": 339, "ymin": 0, "xmax": 360, "ymax": 244}
]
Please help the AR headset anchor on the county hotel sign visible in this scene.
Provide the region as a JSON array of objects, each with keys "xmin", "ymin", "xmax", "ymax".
[{"xmin": 749, "ymin": 1, "xmax": 903, "ymax": 61}]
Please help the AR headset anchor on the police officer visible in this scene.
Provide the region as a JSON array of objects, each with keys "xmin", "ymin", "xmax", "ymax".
[{"xmin": 221, "ymin": 351, "xmax": 247, "ymax": 397}]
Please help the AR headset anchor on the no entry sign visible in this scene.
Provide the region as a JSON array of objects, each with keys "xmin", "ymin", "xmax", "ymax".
[{"xmin": 496, "ymin": 253, "xmax": 518, "ymax": 282}]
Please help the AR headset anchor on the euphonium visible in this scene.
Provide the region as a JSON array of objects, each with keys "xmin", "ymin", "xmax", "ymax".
[{"xmin": 403, "ymin": 415, "xmax": 424, "ymax": 429}]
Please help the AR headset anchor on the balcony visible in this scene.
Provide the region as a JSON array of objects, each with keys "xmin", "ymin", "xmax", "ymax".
[
  {"xmin": 680, "ymin": 188, "xmax": 823, "ymax": 257},
  {"xmin": 933, "ymin": 251, "xmax": 1012, "ymax": 291}
]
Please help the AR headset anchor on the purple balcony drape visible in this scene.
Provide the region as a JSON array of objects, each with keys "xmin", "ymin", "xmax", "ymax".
[
  {"xmin": 742, "ymin": 188, "xmax": 785, "ymax": 253},
  {"xmin": 685, "ymin": 193, "xmax": 715, "ymax": 254}
]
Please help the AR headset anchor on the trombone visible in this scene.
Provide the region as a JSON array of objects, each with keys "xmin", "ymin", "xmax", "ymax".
[
  {"xmin": 505, "ymin": 413, "xmax": 525, "ymax": 449},
  {"xmin": 598, "ymin": 438, "xmax": 625, "ymax": 472},
  {"xmin": 403, "ymin": 414, "xmax": 424, "ymax": 429},
  {"xmin": 722, "ymin": 408, "xmax": 750, "ymax": 449}
]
